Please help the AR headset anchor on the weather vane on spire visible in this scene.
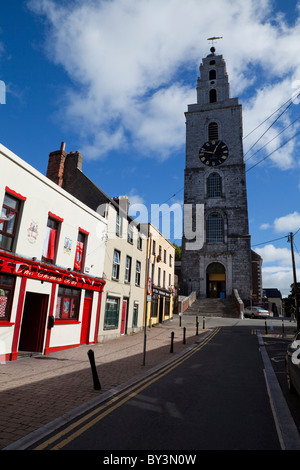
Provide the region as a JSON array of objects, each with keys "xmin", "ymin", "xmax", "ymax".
[{"xmin": 207, "ymin": 36, "xmax": 223, "ymax": 46}]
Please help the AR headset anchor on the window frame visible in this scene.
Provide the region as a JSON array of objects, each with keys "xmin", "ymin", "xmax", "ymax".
[
  {"xmin": 0, "ymin": 191, "xmax": 24, "ymax": 252},
  {"xmin": 0, "ymin": 274, "xmax": 16, "ymax": 322},
  {"xmin": 135, "ymin": 260, "xmax": 141, "ymax": 286},
  {"xmin": 125, "ymin": 255, "xmax": 132, "ymax": 283},
  {"xmin": 55, "ymin": 286, "xmax": 81, "ymax": 321},
  {"xmin": 112, "ymin": 249, "xmax": 121, "ymax": 280},
  {"xmin": 104, "ymin": 296, "xmax": 120, "ymax": 329}
]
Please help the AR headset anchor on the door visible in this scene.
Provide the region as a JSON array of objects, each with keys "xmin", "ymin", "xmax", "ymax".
[
  {"xmin": 80, "ymin": 292, "xmax": 93, "ymax": 344},
  {"xmin": 18, "ymin": 293, "xmax": 49, "ymax": 353},
  {"xmin": 120, "ymin": 298, "xmax": 128, "ymax": 335}
]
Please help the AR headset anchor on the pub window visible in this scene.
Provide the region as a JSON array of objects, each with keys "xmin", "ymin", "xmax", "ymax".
[
  {"xmin": 42, "ymin": 216, "xmax": 61, "ymax": 263},
  {"xmin": 207, "ymin": 213, "xmax": 224, "ymax": 243},
  {"xmin": 74, "ymin": 230, "xmax": 87, "ymax": 272},
  {"xmin": 208, "ymin": 122, "xmax": 218, "ymax": 140},
  {"xmin": 0, "ymin": 193, "xmax": 22, "ymax": 252},
  {"xmin": 207, "ymin": 173, "xmax": 222, "ymax": 198},
  {"xmin": 0, "ymin": 274, "xmax": 15, "ymax": 321},
  {"xmin": 104, "ymin": 296, "xmax": 120, "ymax": 329},
  {"xmin": 55, "ymin": 286, "xmax": 81, "ymax": 320}
]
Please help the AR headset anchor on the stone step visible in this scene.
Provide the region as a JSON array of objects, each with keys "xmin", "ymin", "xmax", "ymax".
[{"xmin": 184, "ymin": 298, "xmax": 238, "ymax": 317}]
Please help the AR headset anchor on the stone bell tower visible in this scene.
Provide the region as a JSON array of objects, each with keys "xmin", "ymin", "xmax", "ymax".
[{"xmin": 181, "ymin": 46, "xmax": 252, "ymax": 302}]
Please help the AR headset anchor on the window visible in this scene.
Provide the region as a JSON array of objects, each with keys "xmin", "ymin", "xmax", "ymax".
[
  {"xmin": 55, "ymin": 286, "xmax": 81, "ymax": 320},
  {"xmin": 208, "ymin": 122, "xmax": 218, "ymax": 140},
  {"xmin": 132, "ymin": 302, "xmax": 138, "ymax": 327},
  {"xmin": 169, "ymin": 273, "xmax": 172, "ymax": 288},
  {"xmin": 164, "ymin": 249, "xmax": 166, "ymax": 263},
  {"xmin": 152, "ymin": 240, "xmax": 156, "ymax": 255},
  {"xmin": 207, "ymin": 213, "xmax": 223, "ymax": 243},
  {"xmin": 74, "ymin": 230, "xmax": 87, "ymax": 272},
  {"xmin": 137, "ymin": 235, "xmax": 142, "ymax": 250},
  {"xmin": 112, "ymin": 250, "xmax": 120, "ymax": 280},
  {"xmin": 125, "ymin": 256, "xmax": 132, "ymax": 283},
  {"xmin": 207, "ymin": 173, "xmax": 222, "ymax": 198},
  {"xmin": 116, "ymin": 213, "xmax": 121, "ymax": 236},
  {"xmin": 104, "ymin": 297, "xmax": 120, "ymax": 329},
  {"xmin": 0, "ymin": 193, "xmax": 22, "ymax": 251},
  {"xmin": 163, "ymin": 270, "xmax": 166, "ymax": 288},
  {"xmin": 169, "ymin": 255, "xmax": 173, "ymax": 267},
  {"xmin": 42, "ymin": 216, "xmax": 61, "ymax": 263},
  {"xmin": 127, "ymin": 223, "xmax": 133, "ymax": 243},
  {"xmin": 209, "ymin": 69, "xmax": 216, "ymax": 80},
  {"xmin": 135, "ymin": 261, "xmax": 141, "ymax": 286},
  {"xmin": 158, "ymin": 267, "xmax": 161, "ymax": 286},
  {"xmin": 0, "ymin": 275, "xmax": 15, "ymax": 321},
  {"xmin": 210, "ymin": 89, "xmax": 217, "ymax": 103}
]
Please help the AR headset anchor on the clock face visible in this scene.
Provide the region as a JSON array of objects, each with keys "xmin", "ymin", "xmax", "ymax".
[{"xmin": 199, "ymin": 140, "xmax": 229, "ymax": 166}]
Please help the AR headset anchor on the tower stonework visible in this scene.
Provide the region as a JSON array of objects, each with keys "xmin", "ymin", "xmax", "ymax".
[{"xmin": 181, "ymin": 47, "xmax": 252, "ymax": 302}]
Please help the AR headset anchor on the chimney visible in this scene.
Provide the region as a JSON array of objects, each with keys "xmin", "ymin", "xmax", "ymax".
[{"xmin": 46, "ymin": 142, "xmax": 67, "ymax": 187}]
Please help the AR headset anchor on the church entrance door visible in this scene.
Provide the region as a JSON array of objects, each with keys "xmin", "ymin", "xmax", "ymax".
[{"xmin": 206, "ymin": 263, "xmax": 226, "ymax": 298}]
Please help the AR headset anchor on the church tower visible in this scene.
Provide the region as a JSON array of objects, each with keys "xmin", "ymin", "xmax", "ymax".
[{"xmin": 181, "ymin": 46, "xmax": 252, "ymax": 302}]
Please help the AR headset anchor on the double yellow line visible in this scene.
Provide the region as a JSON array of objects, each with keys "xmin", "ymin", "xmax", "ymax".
[{"xmin": 34, "ymin": 327, "xmax": 221, "ymax": 450}]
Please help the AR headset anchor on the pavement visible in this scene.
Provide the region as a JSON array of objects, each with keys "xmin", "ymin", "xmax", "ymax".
[
  {"xmin": 0, "ymin": 313, "xmax": 209, "ymax": 450},
  {"xmin": 0, "ymin": 313, "xmax": 297, "ymax": 451}
]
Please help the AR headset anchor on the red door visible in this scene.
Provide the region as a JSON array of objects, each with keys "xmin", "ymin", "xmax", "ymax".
[
  {"xmin": 120, "ymin": 298, "xmax": 128, "ymax": 335},
  {"xmin": 80, "ymin": 295, "xmax": 93, "ymax": 344},
  {"xmin": 18, "ymin": 293, "xmax": 49, "ymax": 353}
]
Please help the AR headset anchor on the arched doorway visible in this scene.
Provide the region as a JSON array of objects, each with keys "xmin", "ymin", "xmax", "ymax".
[{"xmin": 206, "ymin": 262, "xmax": 226, "ymax": 298}]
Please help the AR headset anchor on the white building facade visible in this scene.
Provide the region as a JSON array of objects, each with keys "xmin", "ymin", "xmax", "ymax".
[{"xmin": 0, "ymin": 143, "xmax": 107, "ymax": 361}]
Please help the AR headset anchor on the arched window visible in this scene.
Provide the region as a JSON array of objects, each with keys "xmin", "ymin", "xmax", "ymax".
[
  {"xmin": 207, "ymin": 173, "xmax": 222, "ymax": 198},
  {"xmin": 208, "ymin": 122, "xmax": 218, "ymax": 140},
  {"xmin": 210, "ymin": 89, "xmax": 217, "ymax": 103},
  {"xmin": 207, "ymin": 213, "xmax": 223, "ymax": 243},
  {"xmin": 209, "ymin": 70, "xmax": 216, "ymax": 80}
]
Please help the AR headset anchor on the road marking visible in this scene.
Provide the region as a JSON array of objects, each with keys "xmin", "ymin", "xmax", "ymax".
[{"xmin": 34, "ymin": 328, "xmax": 221, "ymax": 450}]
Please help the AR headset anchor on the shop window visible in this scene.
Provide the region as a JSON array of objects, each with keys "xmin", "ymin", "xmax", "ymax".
[
  {"xmin": 0, "ymin": 274, "xmax": 15, "ymax": 321},
  {"xmin": 42, "ymin": 216, "xmax": 61, "ymax": 263},
  {"xmin": 55, "ymin": 286, "xmax": 81, "ymax": 320},
  {"xmin": 165, "ymin": 297, "xmax": 170, "ymax": 317},
  {"xmin": 125, "ymin": 255, "xmax": 132, "ymax": 283},
  {"xmin": 112, "ymin": 250, "xmax": 120, "ymax": 280},
  {"xmin": 135, "ymin": 261, "xmax": 141, "ymax": 286},
  {"xmin": 74, "ymin": 230, "xmax": 88, "ymax": 272},
  {"xmin": 104, "ymin": 296, "xmax": 120, "ymax": 329},
  {"xmin": 132, "ymin": 302, "xmax": 138, "ymax": 327},
  {"xmin": 0, "ymin": 192, "xmax": 22, "ymax": 252}
]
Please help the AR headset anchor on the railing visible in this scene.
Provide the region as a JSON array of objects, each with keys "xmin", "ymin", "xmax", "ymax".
[{"xmin": 178, "ymin": 291, "xmax": 196, "ymax": 314}]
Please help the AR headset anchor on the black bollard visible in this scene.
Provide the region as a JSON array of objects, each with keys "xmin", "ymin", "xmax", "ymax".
[
  {"xmin": 196, "ymin": 321, "xmax": 199, "ymax": 336},
  {"xmin": 87, "ymin": 349, "xmax": 101, "ymax": 390},
  {"xmin": 203, "ymin": 316, "xmax": 206, "ymax": 329},
  {"xmin": 265, "ymin": 321, "xmax": 268, "ymax": 335},
  {"xmin": 179, "ymin": 315, "xmax": 182, "ymax": 327},
  {"xmin": 170, "ymin": 331, "xmax": 174, "ymax": 353},
  {"xmin": 183, "ymin": 327, "xmax": 186, "ymax": 344}
]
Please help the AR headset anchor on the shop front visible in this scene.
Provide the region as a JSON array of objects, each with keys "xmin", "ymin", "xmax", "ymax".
[{"xmin": 0, "ymin": 251, "xmax": 105, "ymax": 361}]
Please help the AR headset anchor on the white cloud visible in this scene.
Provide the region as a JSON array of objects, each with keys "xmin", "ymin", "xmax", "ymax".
[
  {"xmin": 274, "ymin": 211, "xmax": 300, "ymax": 233},
  {"xmin": 254, "ymin": 244, "xmax": 291, "ymax": 266},
  {"xmin": 27, "ymin": 0, "xmax": 300, "ymax": 163}
]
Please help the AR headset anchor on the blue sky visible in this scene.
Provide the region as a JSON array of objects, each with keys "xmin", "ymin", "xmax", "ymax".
[{"xmin": 1, "ymin": 0, "xmax": 300, "ymax": 297}]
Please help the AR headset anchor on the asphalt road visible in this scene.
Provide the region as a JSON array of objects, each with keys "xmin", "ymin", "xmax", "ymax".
[{"xmin": 30, "ymin": 325, "xmax": 288, "ymax": 452}]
